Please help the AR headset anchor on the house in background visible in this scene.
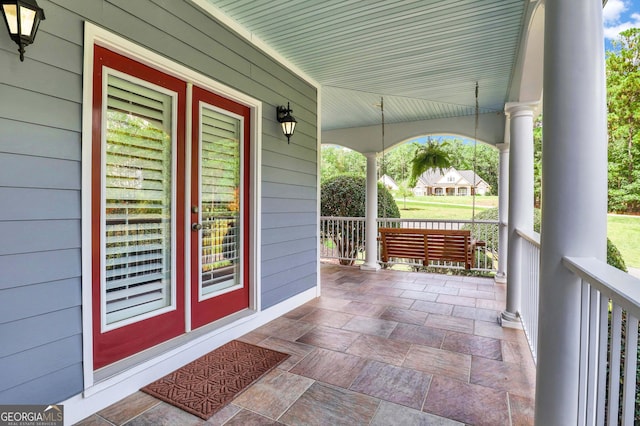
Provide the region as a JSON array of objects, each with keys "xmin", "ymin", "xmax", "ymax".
[
  {"xmin": 412, "ymin": 168, "xmax": 490, "ymax": 196},
  {"xmin": 411, "ymin": 170, "xmax": 441, "ymax": 196},
  {"xmin": 378, "ymin": 174, "xmax": 399, "ymax": 191}
]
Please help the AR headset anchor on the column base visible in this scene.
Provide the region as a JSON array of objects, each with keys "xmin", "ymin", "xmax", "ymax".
[
  {"xmin": 499, "ymin": 311, "xmax": 523, "ymax": 329},
  {"xmin": 360, "ymin": 263, "xmax": 381, "ymax": 271},
  {"xmin": 494, "ymin": 273, "xmax": 507, "ymax": 284}
]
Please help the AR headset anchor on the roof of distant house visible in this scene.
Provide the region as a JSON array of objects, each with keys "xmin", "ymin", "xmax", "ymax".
[
  {"xmin": 416, "ymin": 169, "xmax": 443, "ymax": 186},
  {"xmin": 457, "ymin": 170, "xmax": 488, "ymax": 187},
  {"xmin": 415, "ymin": 167, "xmax": 489, "ymax": 188},
  {"xmin": 379, "ymin": 174, "xmax": 399, "ymax": 189}
]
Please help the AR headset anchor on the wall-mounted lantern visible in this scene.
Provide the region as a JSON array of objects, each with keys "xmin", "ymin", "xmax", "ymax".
[
  {"xmin": 0, "ymin": 0, "xmax": 45, "ymax": 61},
  {"xmin": 276, "ymin": 102, "xmax": 297, "ymax": 143}
]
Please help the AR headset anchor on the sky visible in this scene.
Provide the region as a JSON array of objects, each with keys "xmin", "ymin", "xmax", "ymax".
[{"xmin": 603, "ymin": 0, "xmax": 640, "ymax": 50}]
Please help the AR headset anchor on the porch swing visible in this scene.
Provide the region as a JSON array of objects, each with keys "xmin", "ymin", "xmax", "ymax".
[{"xmin": 378, "ymin": 84, "xmax": 484, "ymax": 270}]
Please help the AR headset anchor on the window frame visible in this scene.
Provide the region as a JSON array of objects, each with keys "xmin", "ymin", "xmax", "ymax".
[
  {"xmin": 196, "ymin": 101, "xmax": 246, "ymax": 302},
  {"xmin": 99, "ymin": 67, "xmax": 180, "ymax": 333}
]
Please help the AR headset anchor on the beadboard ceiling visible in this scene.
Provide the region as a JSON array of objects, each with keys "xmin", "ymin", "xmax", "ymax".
[{"xmin": 206, "ymin": 0, "xmax": 528, "ymax": 131}]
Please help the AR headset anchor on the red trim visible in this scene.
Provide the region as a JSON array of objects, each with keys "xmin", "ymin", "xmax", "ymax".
[
  {"xmin": 190, "ymin": 86, "xmax": 251, "ymax": 329},
  {"xmin": 91, "ymin": 46, "xmax": 186, "ymax": 369}
]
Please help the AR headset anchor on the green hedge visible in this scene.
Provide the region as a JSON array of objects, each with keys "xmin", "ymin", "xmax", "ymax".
[
  {"xmin": 321, "ymin": 174, "xmax": 400, "ymax": 265},
  {"xmin": 321, "ymin": 174, "xmax": 400, "ymax": 218}
]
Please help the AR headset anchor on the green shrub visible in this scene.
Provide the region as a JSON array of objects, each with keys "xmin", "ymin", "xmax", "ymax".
[
  {"xmin": 607, "ymin": 238, "xmax": 628, "ymax": 272},
  {"xmin": 321, "ymin": 174, "xmax": 400, "ymax": 218},
  {"xmin": 321, "ymin": 174, "xmax": 400, "ymax": 265},
  {"xmin": 463, "ymin": 207, "xmax": 499, "ymax": 253}
]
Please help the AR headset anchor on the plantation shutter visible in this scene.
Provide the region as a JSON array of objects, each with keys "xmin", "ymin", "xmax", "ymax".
[
  {"xmin": 103, "ymin": 74, "xmax": 174, "ymax": 325},
  {"xmin": 199, "ymin": 106, "xmax": 241, "ymax": 296}
]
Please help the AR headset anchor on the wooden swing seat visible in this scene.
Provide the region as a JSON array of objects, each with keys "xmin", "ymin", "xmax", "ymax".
[{"xmin": 378, "ymin": 228, "xmax": 483, "ymax": 270}]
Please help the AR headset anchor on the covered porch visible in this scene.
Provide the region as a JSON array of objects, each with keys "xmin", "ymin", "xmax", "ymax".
[
  {"xmin": 2, "ymin": 0, "xmax": 639, "ymax": 424},
  {"xmin": 76, "ymin": 263, "xmax": 535, "ymax": 425}
]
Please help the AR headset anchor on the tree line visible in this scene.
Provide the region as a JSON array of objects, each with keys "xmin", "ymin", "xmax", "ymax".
[
  {"xmin": 606, "ymin": 28, "xmax": 640, "ymax": 213},
  {"xmin": 533, "ymin": 28, "xmax": 640, "ymax": 213}
]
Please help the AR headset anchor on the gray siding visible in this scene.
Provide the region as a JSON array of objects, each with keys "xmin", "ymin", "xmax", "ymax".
[
  {"xmin": 0, "ymin": 0, "xmax": 317, "ymax": 404},
  {"xmin": 0, "ymin": 28, "xmax": 84, "ymax": 403}
]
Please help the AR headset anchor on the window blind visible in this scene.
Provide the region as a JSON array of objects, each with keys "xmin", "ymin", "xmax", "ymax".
[
  {"xmin": 199, "ymin": 106, "xmax": 241, "ymax": 296},
  {"xmin": 104, "ymin": 74, "xmax": 174, "ymax": 325}
]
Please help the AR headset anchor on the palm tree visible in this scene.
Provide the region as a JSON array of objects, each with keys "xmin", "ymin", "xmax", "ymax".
[{"xmin": 408, "ymin": 139, "xmax": 452, "ymax": 187}]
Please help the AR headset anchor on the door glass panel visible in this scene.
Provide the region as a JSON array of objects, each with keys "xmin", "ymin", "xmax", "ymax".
[
  {"xmin": 103, "ymin": 74, "xmax": 174, "ymax": 326},
  {"xmin": 199, "ymin": 105, "xmax": 241, "ymax": 297}
]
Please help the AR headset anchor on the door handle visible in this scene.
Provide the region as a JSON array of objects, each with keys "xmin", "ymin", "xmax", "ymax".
[{"xmin": 191, "ymin": 223, "xmax": 203, "ymax": 231}]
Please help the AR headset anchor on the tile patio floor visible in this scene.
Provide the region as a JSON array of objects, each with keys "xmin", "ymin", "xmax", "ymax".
[{"xmin": 76, "ymin": 263, "xmax": 536, "ymax": 425}]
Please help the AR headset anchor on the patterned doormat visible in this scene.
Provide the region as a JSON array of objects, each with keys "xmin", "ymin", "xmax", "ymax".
[{"xmin": 142, "ymin": 340, "xmax": 289, "ymax": 420}]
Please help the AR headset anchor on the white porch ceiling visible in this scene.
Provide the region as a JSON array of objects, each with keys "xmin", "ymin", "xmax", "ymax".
[{"xmin": 206, "ymin": 0, "xmax": 528, "ymax": 132}]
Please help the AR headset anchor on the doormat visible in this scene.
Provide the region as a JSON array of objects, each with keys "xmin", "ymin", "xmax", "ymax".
[{"xmin": 141, "ymin": 340, "xmax": 289, "ymax": 420}]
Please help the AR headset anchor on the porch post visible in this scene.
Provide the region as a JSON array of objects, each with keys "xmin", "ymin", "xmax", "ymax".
[
  {"xmin": 361, "ymin": 152, "xmax": 380, "ymax": 271},
  {"xmin": 500, "ymin": 103, "xmax": 536, "ymax": 328},
  {"xmin": 495, "ymin": 142, "xmax": 509, "ymax": 284},
  {"xmin": 535, "ymin": 1, "xmax": 607, "ymax": 423}
]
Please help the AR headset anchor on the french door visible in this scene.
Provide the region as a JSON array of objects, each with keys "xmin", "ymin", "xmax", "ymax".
[
  {"xmin": 190, "ymin": 87, "xmax": 250, "ymax": 330},
  {"xmin": 92, "ymin": 46, "xmax": 251, "ymax": 369}
]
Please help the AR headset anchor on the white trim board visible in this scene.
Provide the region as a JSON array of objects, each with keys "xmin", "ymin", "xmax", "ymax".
[{"xmin": 61, "ymin": 287, "xmax": 317, "ymax": 426}]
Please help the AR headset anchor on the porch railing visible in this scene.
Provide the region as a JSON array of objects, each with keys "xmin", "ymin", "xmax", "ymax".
[
  {"xmin": 516, "ymin": 228, "xmax": 541, "ymax": 363},
  {"xmin": 319, "ymin": 217, "xmax": 367, "ymax": 264},
  {"xmin": 563, "ymin": 256, "xmax": 640, "ymax": 425},
  {"xmin": 320, "ymin": 216, "xmax": 499, "ymax": 272}
]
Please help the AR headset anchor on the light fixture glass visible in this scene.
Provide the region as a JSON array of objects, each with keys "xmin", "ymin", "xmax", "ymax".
[
  {"xmin": 0, "ymin": 0, "xmax": 45, "ymax": 61},
  {"xmin": 281, "ymin": 119, "xmax": 296, "ymax": 136},
  {"xmin": 2, "ymin": 5, "xmax": 17, "ymax": 33},
  {"xmin": 277, "ymin": 102, "xmax": 297, "ymax": 143},
  {"xmin": 19, "ymin": 7, "xmax": 36, "ymax": 35}
]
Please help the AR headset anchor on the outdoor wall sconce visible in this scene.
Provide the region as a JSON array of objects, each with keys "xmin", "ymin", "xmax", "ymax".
[
  {"xmin": 276, "ymin": 102, "xmax": 297, "ymax": 143},
  {"xmin": 0, "ymin": 0, "xmax": 45, "ymax": 62}
]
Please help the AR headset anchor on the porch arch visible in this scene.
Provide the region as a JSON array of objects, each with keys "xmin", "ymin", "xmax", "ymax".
[
  {"xmin": 507, "ymin": 1, "xmax": 544, "ymax": 104},
  {"xmin": 321, "ymin": 112, "xmax": 505, "ymax": 155}
]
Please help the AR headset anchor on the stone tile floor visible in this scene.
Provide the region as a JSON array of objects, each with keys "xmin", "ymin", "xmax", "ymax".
[{"xmin": 76, "ymin": 263, "xmax": 536, "ymax": 425}]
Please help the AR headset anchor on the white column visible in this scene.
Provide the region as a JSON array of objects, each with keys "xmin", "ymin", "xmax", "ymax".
[
  {"xmin": 535, "ymin": 1, "xmax": 607, "ymax": 423},
  {"xmin": 361, "ymin": 152, "xmax": 380, "ymax": 271},
  {"xmin": 495, "ymin": 142, "xmax": 509, "ymax": 284},
  {"xmin": 500, "ymin": 103, "xmax": 536, "ymax": 328}
]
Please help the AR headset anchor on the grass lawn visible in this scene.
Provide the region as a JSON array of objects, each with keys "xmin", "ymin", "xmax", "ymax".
[
  {"xmin": 607, "ymin": 215, "xmax": 640, "ymax": 268},
  {"xmin": 401, "ymin": 195, "xmax": 499, "ymax": 208},
  {"xmin": 395, "ymin": 196, "xmax": 640, "ymax": 268},
  {"xmin": 395, "ymin": 196, "xmax": 496, "ymax": 220},
  {"xmin": 397, "ymin": 201, "xmax": 488, "ymax": 220}
]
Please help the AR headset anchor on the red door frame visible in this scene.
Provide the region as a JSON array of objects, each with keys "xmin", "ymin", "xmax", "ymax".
[
  {"xmin": 91, "ymin": 46, "xmax": 187, "ymax": 369},
  {"xmin": 190, "ymin": 86, "xmax": 251, "ymax": 330}
]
